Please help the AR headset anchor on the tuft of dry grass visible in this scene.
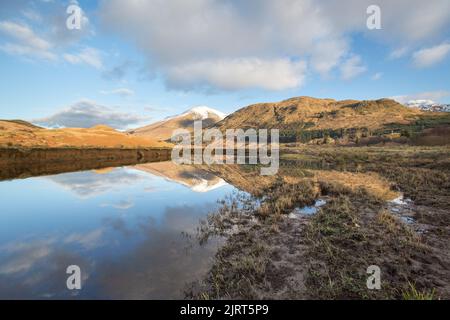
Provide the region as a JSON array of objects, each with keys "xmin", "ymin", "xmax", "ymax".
[
  {"xmin": 402, "ymin": 282, "xmax": 436, "ymax": 300},
  {"xmin": 256, "ymin": 178, "xmax": 318, "ymax": 216}
]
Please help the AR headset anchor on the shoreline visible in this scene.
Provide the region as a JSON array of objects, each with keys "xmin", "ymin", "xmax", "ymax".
[{"xmin": 0, "ymin": 147, "xmax": 172, "ymax": 181}]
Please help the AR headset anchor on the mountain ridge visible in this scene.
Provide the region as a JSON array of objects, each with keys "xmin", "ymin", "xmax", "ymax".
[{"xmin": 213, "ymin": 96, "xmax": 423, "ymax": 131}]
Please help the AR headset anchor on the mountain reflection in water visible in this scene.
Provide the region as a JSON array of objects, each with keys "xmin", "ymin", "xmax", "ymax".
[
  {"xmin": 0, "ymin": 162, "xmax": 235, "ymax": 299},
  {"xmin": 0, "ymin": 156, "xmax": 400, "ymax": 299}
]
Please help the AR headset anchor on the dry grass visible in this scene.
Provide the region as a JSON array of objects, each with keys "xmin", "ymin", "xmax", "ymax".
[
  {"xmin": 215, "ymin": 97, "xmax": 422, "ymax": 132},
  {"xmin": 314, "ymin": 170, "xmax": 399, "ymax": 201},
  {"xmin": 256, "ymin": 178, "xmax": 318, "ymax": 216},
  {"xmin": 402, "ymin": 282, "xmax": 436, "ymax": 300},
  {"xmin": 304, "ymin": 184, "xmax": 435, "ymax": 299},
  {"xmin": 0, "ymin": 120, "xmax": 169, "ymax": 148},
  {"xmin": 190, "ymin": 145, "xmax": 450, "ymax": 300}
]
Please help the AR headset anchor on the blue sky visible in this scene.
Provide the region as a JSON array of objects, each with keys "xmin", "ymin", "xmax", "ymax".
[{"xmin": 0, "ymin": 0, "xmax": 449, "ymax": 129}]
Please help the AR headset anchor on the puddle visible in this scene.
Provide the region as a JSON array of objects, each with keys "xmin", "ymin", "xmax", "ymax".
[
  {"xmin": 390, "ymin": 195, "xmax": 412, "ymax": 206},
  {"xmin": 290, "ymin": 199, "xmax": 327, "ymax": 217},
  {"xmin": 388, "ymin": 195, "xmax": 415, "ymax": 224},
  {"xmin": 400, "ymin": 216, "xmax": 415, "ymax": 224}
]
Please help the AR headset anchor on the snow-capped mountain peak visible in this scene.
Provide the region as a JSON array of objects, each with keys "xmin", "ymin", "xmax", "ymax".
[
  {"xmin": 131, "ymin": 105, "xmax": 226, "ymax": 140},
  {"xmin": 406, "ymin": 99, "xmax": 435, "ymax": 107},
  {"xmin": 163, "ymin": 106, "xmax": 226, "ymax": 122},
  {"xmin": 182, "ymin": 106, "xmax": 227, "ymax": 120},
  {"xmin": 405, "ymin": 100, "xmax": 450, "ymax": 112}
]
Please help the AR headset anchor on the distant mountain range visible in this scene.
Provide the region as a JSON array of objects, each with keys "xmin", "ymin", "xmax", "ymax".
[
  {"xmin": 129, "ymin": 106, "xmax": 226, "ymax": 141},
  {"xmin": 2, "ymin": 96, "xmax": 449, "ymax": 149},
  {"xmin": 404, "ymin": 100, "xmax": 450, "ymax": 112}
]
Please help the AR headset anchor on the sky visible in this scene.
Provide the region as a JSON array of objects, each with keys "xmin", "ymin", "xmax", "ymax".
[{"xmin": 0, "ymin": 0, "xmax": 449, "ymax": 129}]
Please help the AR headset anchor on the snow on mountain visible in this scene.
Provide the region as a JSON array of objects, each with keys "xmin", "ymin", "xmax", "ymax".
[
  {"xmin": 190, "ymin": 178, "xmax": 228, "ymax": 192},
  {"xmin": 130, "ymin": 106, "xmax": 226, "ymax": 141},
  {"xmin": 406, "ymin": 99, "xmax": 435, "ymax": 107},
  {"xmin": 164, "ymin": 106, "xmax": 226, "ymax": 122},
  {"xmin": 405, "ymin": 100, "xmax": 450, "ymax": 112}
]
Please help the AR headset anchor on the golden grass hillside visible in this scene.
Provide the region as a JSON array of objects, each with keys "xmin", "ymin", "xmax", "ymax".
[
  {"xmin": 0, "ymin": 120, "xmax": 170, "ymax": 148},
  {"xmin": 214, "ymin": 96, "xmax": 425, "ymax": 131}
]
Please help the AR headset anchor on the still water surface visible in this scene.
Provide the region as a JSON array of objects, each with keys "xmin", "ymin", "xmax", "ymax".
[{"xmin": 0, "ymin": 161, "xmax": 238, "ymax": 299}]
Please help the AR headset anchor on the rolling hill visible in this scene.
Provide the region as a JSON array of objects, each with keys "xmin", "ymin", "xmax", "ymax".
[
  {"xmin": 0, "ymin": 120, "xmax": 169, "ymax": 148},
  {"xmin": 214, "ymin": 96, "xmax": 422, "ymax": 131},
  {"xmin": 212, "ymin": 96, "xmax": 450, "ymax": 144}
]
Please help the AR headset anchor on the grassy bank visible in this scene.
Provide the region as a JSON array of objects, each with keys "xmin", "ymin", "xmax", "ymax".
[{"xmin": 189, "ymin": 145, "xmax": 450, "ymax": 299}]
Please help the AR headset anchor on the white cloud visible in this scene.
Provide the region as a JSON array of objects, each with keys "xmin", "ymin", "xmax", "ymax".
[
  {"xmin": 63, "ymin": 47, "xmax": 103, "ymax": 69},
  {"xmin": 64, "ymin": 228, "xmax": 105, "ymax": 250},
  {"xmin": 0, "ymin": 16, "xmax": 98, "ymax": 69},
  {"xmin": 99, "ymin": 0, "xmax": 450, "ymax": 91},
  {"xmin": 33, "ymin": 100, "xmax": 149, "ymax": 129},
  {"xmin": 0, "ymin": 20, "xmax": 56, "ymax": 60},
  {"xmin": 0, "ymin": 2, "xmax": 95, "ymax": 66},
  {"xmin": 310, "ymin": 39, "xmax": 348, "ymax": 77},
  {"xmin": 98, "ymin": 0, "xmax": 338, "ymax": 91},
  {"xmin": 412, "ymin": 42, "xmax": 450, "ymax": 68},
  {"xmin": 47, "ymin": 169, "xmax": 144, "ymax": 198},
  {"xmin": 340, "ymin": 55, "xmax": 367, "ymax": 80},
  {"xmin": 100, "ymin": 88, "xmax": 135, "ymax": 97},
  {"xmin": 47, "ymin": 1, "xmax": 92, "ymax": 46},
  {"xmin": 389, "ymin": 47, "xmax": 409, "ymax": 60},
  {"xmin": 0, "ymin": 42, "xmax": 56, "ymax": 60},
  {"xmin": 390, "ymin": 90, "xmax": 450, "ymax": 104},
  {"xmin": 2, "ymin": 1, "xmax": 450, "ymax": 91},
  {"xmin": 166, "ymin": 58, "xmax": 307, "ymax": 91},
  {"xmin": 0, "ymin": 242, "xmax": 52, "ymax": 275},
  {"xmin": 102, "ymin": 61, "xmax": 134, "ymax": 80},
  {"xmin": 22, "ymin": 9, "xmax": 43, "ymax": 23},
  {"xmin": 372, "ymin": 72, "xmax": 383, "ymax": 80},
  {"xmin": 99, "ymin": 0, "xmax": 322, "ymax": 91},
  {"xmin": 0, "ymin": 21, "xmax": 49, "ymax": 50},
  {"xmin": 101, "ymin": 199, "xmax": 134, "ymax": 210}
]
